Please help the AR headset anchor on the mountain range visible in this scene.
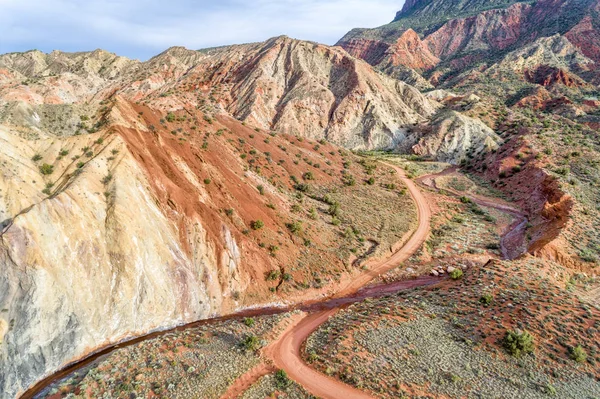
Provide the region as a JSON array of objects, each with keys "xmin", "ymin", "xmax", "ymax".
[{"xmin": 1, "ymin": 1, "xmax": 599, "ymax": 397}]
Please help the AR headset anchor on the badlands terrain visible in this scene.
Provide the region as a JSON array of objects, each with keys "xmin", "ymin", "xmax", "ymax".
[{"xmin": 1, "ymin": 0, "xmax": 600, "ymax": 398}]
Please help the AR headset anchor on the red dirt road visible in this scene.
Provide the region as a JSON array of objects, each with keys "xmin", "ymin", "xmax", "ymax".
[{"xmin": 261, "ymin": 164, "xmax": 432, "ymax": 399}]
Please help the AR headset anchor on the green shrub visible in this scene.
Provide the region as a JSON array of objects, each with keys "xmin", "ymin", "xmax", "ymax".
[
  {"xmin": 251, "ymin": 220, "xmax": 264, "ymax": 230},
  {"xmin": 450, "ymin": 269, "xmax": 463, "ymax": 280},
  {"xmin": 294, "ymin": 183, "xmax": 310, "ymax": 192},
  {"xmin": 203, "ymin": 178, "xmax": 211, "ymax": 184},
  {"xmin": 32, "ymin": 154, "xmax": 43, "ymax": 162},
  {"xmin": 479, "ymin": 293, "xmax": 493, "ymax": 306},
  {"xmin": 265, "ymin": 270, "xmax": 280, "ymax": 281},
  {"xmin": 287, "ymin": 221, "xmax": 302, "ymax": 234},
  {"xmin": 39, "ymin": 163, "xmax": 54, "ymax": 175},
  {"xmin": 257, "ymin": 185, "xmax": 265, "ymax": 195},
  {"xmin": 241, "ymin": 335, "xmax": 260, "ymax": 351},
  {"xmin": 569, "ymin": 345, "xmax": 587, "ymax": 363},
  {"xmin": 503, "ymin": 330, "xmax": 535, "ymax": 357},
  {"xmin": 166, "ymin": 112, "xmax": 176, "ymax": 122},
  {"xmin": 274, "ymin": 369, "xmax": 291, "ymax": 389},
  {"xmin": 303, "ymin": 171, "xmax": 314, "ymax": 181},
  {"xmin": 328, "ymin": 202, "xmax": 340, "ymax": 217},
  {"xmin": 243, "ymin": 317, "xmax": 255, "ymax": 327}
]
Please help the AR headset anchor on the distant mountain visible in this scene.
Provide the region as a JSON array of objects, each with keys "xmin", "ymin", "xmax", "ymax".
[
  {"xmin": 338, "ymin": 0, "xmax": 600, "ymax": 74},
  {"xmin": 338, "ymin": 0, "xmax": 600, "ymax": 298}
]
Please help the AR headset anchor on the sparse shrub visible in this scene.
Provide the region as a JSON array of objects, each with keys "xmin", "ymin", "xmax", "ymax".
[
  {"xmin": 274, "ymin": 369, "xmax": 291, "ymax": 389},
  {"xmin": 480, "ymin": 293, "xmax": 493, "ymax": 306},
  {"xmin": 224, "ymin": 208, "xmax": 234, "ymax": 216},
  {"xmin": 503, "ymin": 330, "xmax": 535, "ymax": 357},
  {"xmin": 287, "ymin": 221, "xmax": 302, "ymax": 234},
  {"xmin": 257, "ymin": 185, "xmax": 265, "ymax": 195},
  {"xmin": 32, "ymin": 154, "xmax": 43, "ymax": 162},
  {"xmin": 569, "ymin": 345, "xmax": 587, "ymax": 363},
  {"xmin": 450, "ymin": 269, "xmax": 463, "ymax": 280},
  {"xmin": 251, "ymin": 220, "xmax": 264, "ymax": 230},
  {"xmin": 366, "ymin": 177, "xmax": 375, "ymax": 185},
  {"xmin": 342, "ymin": 175, "xmax": 356, "ymax": 186},
  {"xmin": 241, "ymin": 335, "xmax": 260, "ymax": 351},
  {"xmin": 243, "ymin": 317, "xmax": 255, "ymax": 327},
  {"xmin": 166, "ymin": 112, "xmax": 176, "ymax": 123},
  {"xmin": 294, "ymin": 183, "xmax": 310, "ymax": 192},
  {"xmin": 203, "ymin": 178, "xmax": 211, "ymax": 184},
  {"xmin": 101, "ymin": 173, "xmax": 113, "ymax": 185},
  {"xmin": 39, "ymin": 163, "xmax": 54, "ymax": 175},
  {"xmin": 303, "ymin": 171, "xmax": 314, "ymax": 181},
  {"xmin": 265, "ymin": 270, "xmax": 280, "ymax": 281},
  {"xmin": 328, "ymin": 202, "xmax": 340, "ymax": 217}
]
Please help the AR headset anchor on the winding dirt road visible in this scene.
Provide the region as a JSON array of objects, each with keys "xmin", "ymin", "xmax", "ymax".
[
  {"xmin": 417, "ymin": 168, "xmax": 528, "ymax": 260},
  {"xmin": 227, "ymin": 164, "xmax": 433, "ymax": 399}
]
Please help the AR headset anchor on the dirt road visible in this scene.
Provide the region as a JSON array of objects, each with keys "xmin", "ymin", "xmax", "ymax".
[{"xmin": 255, "ymin": 164, "xmax": 432, "ymax": 399}]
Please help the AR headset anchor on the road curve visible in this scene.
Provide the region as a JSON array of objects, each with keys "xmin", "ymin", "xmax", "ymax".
[{"xmin": 264, "ymin": 163, "xmax": 432, "ymax": 399}]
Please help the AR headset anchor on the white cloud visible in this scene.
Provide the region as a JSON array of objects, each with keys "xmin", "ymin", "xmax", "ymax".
[{"xmin": 0, "ymin": 0, "xmax": 402, "ymax": 59}]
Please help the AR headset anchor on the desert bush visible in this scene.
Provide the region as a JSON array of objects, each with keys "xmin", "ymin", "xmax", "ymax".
[
  {"xmin": 241, "ymin": 335, "xmax": 260, "ymax": 351},
  {"xmin": 480, "ymin": 293, "xmax": 493, "ymax": 306},
  {"xmin": 265, "ymin": 270, "xmax": 280, "ymax": 281},
  {"xmin": 39, "ymin": 163, "xmax": 54, "ymax": 175},
  {"xmin": 294, "ymin": 183, "xmax": 310, "ymax": 192},
  {"xmin": 450, "ymin": 269, "xmax": 464, "ymax": 280},
  {"xmin": 32, "ymin": 154, "xmax": 43, "ymax": 162},
  {"xmin": 328, "ymin": 202, "xmax": 341, "ymax": 217},
  {"xmin": 503, "ymin": 330, "xmax": 535, "ymax": 357},
  {"xmin": 251, "ymin": 220, "xmax": 264, "ymax": 230},
  {"xmin": 569, "ymin": 345, "xmax": 587, "ymax": 363},
  {"xmin": 275, "ymin": 369, "xmax": 291, "ymax": 389},
  {"xmin": 287, "ymin": 221, "xmax": 302, "ymax": 234}
]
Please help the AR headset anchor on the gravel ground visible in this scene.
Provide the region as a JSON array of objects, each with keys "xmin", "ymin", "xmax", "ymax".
[
  {"xmin": 241, "ymin": 373, "xmax": 316, "ymax": 399},
  {"xmin": 306, "ymin": 258, "xmax": 600, "ymax": 399},
  {"xmin": 40, "ymin": 313, "xmax": 291, "ymax": 399}
]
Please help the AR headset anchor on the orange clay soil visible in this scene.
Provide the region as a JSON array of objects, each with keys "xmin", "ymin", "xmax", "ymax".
[{"xmin": 229, "ymin": 163, "xmax": 432, "ymax": 399}]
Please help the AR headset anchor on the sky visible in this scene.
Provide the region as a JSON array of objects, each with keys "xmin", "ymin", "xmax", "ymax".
[{"xmin": 0, "ymin": 0, "xmax": 402, "ymax": 60}]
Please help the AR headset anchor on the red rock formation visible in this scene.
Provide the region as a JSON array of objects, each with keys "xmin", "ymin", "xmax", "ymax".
[
  {"xmin": 336, "ymin": 38, "xmax": 390, "ymax": 66},
  {"xmin": 424, "ymin": 2, "xmax": 531, "ymax": 58},
  {"xmin": 386, "ymin": 29, "xmax": 440, "ymax": 71},
  {"xmin": 566, "ymin": 14, "xmax": 600, "ymax": 63},
  {"xmin": 524, "ymin": 65, "xmax": 587, "ymax": 87},
  {"xmin": 514, "ymin": 87, "xmax": 552, "ymax": 109}
]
